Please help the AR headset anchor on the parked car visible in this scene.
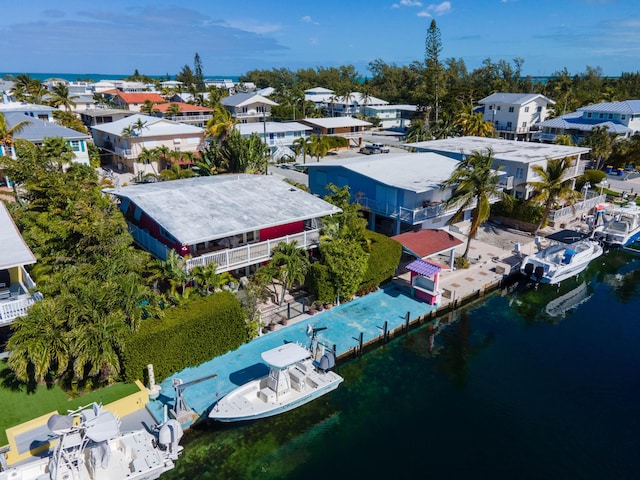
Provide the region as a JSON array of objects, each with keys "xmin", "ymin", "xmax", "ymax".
[
  {"xmin": 372, "ymin": 143, "xmax": 390, "ymax": 153},
  {"xmin": 360, "ymin": 143, "xmax": 390, "ymax": 154}
]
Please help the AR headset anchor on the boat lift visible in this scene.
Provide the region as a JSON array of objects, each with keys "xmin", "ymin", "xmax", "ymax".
[{"xmin": 170, "ymin": 372, "xmax": 218, "ymax": 427}]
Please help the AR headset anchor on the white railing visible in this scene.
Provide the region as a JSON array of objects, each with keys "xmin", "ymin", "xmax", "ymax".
[
  {"xmin": 0, "ymin": 293, "xmax": 42, "ymax": 326},
  {"xmin": 185, "ymin": 229, "xmax": 320, "ymax": 273},
  {"xmin": 167, "ymin": 114, "xmax": 212, "ymax": 123},
  {"xmin": 548, "ymin": 194, "xmax": 606, "ymax": 222},
  {"xmin": 235, "ymin": 111, "xmax": 271, "ymax": 118}
]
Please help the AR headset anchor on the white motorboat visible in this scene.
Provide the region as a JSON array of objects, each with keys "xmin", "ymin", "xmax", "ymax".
[
  {"xmin": 520, "ymin": 230, "xmax": 603, "ymax": 285},
  {"xmin": 0, "ymin": 403, "xmax": 183, "ymax": 480},
  {"xmin": 592, "ymin": 205, "xmax": 640, "ymax": 248},
  {"xmin": 209, "ymin": 327, "xmax": 344, "ymax": 423}
]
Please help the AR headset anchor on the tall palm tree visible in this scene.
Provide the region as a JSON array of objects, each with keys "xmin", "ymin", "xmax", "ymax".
[
  {"xmin": 308, "ymin": 134, "xmax": 330, "ymax": 162},
  {"xmin": 441, "ymin": 148, "xmax": 511, "ymax": 259},
  {"xmin": 140, "ymin": 99, "xmax": 159, "ymax": 115},
  {"xmin": 293, "ymin": 135, "xmax": 312, "ymax": 164},
  {"xmin": 525, "ymin": 157, "xmax": 582, "ymax": 233},
  {"xmin": 581, "ymin": 125, "xmax": 614, "ymax": 170},
  {"xmin": 165, "ymin": 103, "xmax": 182, "ymax": 118},
  {"xmin": 49, "ymin": 84, "xmax": 77, "ymax": 111},
  {"xmin": 206, "ymin": 104, "xmax": 236, "ymax": 143},
  {"xmin": 455, "ymin": 110, "xmax": 494, "ymax": 137}
]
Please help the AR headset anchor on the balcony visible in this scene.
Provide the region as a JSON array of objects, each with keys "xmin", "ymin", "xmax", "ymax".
[
  {"xmin": 356, "ymin": 196, "xmax": 445, "ymax": 224},
  {"xmin": 235, "ymin": 111, "xmax": 271, "ymax": 119},
  {"xmin": 0, "ymin": 267, "xmax": 42, "ymax": 326},
  {"xmin": 184, "ymin": 229, "xmax": 321, "ymax": 273}
]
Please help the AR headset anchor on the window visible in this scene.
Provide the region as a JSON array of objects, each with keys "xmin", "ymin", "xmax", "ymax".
[
  {"xmin": 609, "ymin": 114, "xmax": 613, "ymax": 119},
  {"xmin": 515, "ymin": 190, "xmax": 523, "ymax": 199},
  {"xmin": 587, "ymin": 113, "xmax": 592, "ymax": 118},
  {"xmin": 489, "ymin": 105, "xmax": 494, "ymax": 110},
  {"xmin": 537, "ymin": 106, "xmax": 542, "ymax": 112},
  {"xmin": 69, "ymin": 140, "xmax": 81, "ymax": 152},
  {"xmin": 524, "ymin": 106, "xmax": 530, "ymax": 113},
  {"xmin": 622, "ymin": 115, "xmax": 626, "ymax": 120},
  {"xmin": 521, "ymin": 121, "xmax": 527, "ymax": 128},
  {"xmin": 599, "ymin": 113, "xmax": 604, "ymax": 119},
  {"xmin": 515, "ymin": 167, "xmax": 525, "ymax": 179},
  {"xmin": 497, "ymin": 106, "xmax": 501, "ymax": 111},
  {"xmin": 508, "ymin": 107, "xmax": 514, "ymax": 113},
  {"xmin": 507, "ymin": 121, "xmax": 512, "ymax": 129},
  {"xmin": 257, "ymin": 106, "xmax": 265, "ymax": 113}
]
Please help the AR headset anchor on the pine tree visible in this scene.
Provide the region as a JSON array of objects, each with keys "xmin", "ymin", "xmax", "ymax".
[
  {"xmin": 425, "ymin": 19, "xmax": 443, "ymax": 126},
  {"xmin": 194, "ymin": 52, "xmax": 205, "ymax": 91}
]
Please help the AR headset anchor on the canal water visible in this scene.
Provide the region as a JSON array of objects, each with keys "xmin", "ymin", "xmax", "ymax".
[{"xmin": 162, "ymin": 249, "xmax": 640, "ymax": 479}]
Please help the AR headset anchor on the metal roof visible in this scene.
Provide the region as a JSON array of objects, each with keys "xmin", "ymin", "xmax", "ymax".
[
  {"xmin": 0, "ymin": 202, "xmax": 37, "ymax": 270},
  {"xmin": 221, "ymin": 93, "xmax": 278, "ymax": 108},
  {"xmin": 236, "ymin": 121, "xmax": 312, "ymax": 136},
  {"xmin": 90, "ymin": 114, "xmax": 203, "ymax": 137},
  {"xmin": 106, "ymin": 174, "xmax": 342, "ymax": 245},
  {"xmin": 405, "ymin": 136, "xmax": 590, "ymax": 164},
  {"xmin": 479, "ymin": 93, "xmax": 555, "ymax": 105},
  {"xmin": 578, "ymin": 100, "xmax": 640, "ymax": 114},
  {"xmin": 299, "ymin": 117, "xmax": 372, "ymax": 128},
  {"xmin": 537, "ymin": 112, "xmax": 632, "ymax": 134},
  {"xmin": 306, "ymin": 152, "xmax": 465, "ymax": 193},
  {"xmin": 3, "ymin": 112, "xmax": 89, "ymax": 141}
]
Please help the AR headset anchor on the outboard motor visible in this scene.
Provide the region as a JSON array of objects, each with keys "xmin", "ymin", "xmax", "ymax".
[
  {"xmin": 158, "ymin": 419, "xmax": 184, "ymax": 460},
  {"xmin": 523, "ymin": 263, "xmax": 534, "ymax": 277},
  {"xmin": 534, "ymin": 266, "xmax": 545, "ymax": 282},
  {"xmin": 318, "ymin": 351, "xmax": 336, "ymax": 372}
]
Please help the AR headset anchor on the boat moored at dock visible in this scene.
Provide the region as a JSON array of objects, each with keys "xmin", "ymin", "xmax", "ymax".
[
  {"xmin": 209, "ymin": 326, "xmax": 343, "ymax": 423},
  {"xmin": 593, "ymin": 205, "xmax": 640, "ymax": 248}
]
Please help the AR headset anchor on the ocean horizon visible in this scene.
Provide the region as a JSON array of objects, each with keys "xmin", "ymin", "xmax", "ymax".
[{"xmin": 1, "ymin": 72, "xmax": 241, "ymax": 83}]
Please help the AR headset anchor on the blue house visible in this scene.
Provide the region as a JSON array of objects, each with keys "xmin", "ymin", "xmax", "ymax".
[{"xmin": 306, "ymin": 152, "xmax": 468, "ymax": 235}]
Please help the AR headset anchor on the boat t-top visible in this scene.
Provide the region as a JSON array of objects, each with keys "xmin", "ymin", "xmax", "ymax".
[
  {"xmin": 520, "ymin": 229, "xmax": 603, "ymax": 285},
  {"xmin": 209, "ymin": 326, "xmax": 344, "ymax": 422}
]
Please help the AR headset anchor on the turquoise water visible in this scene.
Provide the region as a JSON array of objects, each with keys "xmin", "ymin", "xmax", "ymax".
[
  {"xmin": 160, "ymin": 249, "xmax": 640, "ymax": 479},
  {"xmin": 148, "ymin": 287, "xmax": 435, "ymax": 423},
  {"xmin": 1, "ymin": 72, "xmax": 240, "ymax": 82}
]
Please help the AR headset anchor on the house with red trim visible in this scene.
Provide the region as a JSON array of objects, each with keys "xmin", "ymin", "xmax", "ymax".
[
  {"xmin": 104, "ymin": 90, "xmax": 166, "ymax": 112},
  {"xmin": 153, "ymin": 102, "xmax": 213, "ymax": 127},
  {"xmin": 106, "ymin": 174, "xmax": 341, "ymax": 275}
]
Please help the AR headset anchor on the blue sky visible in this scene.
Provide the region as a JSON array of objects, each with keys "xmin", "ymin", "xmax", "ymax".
[{"xmin": 1, "ymin": 0, "xmax": 638, "ymax": 78}]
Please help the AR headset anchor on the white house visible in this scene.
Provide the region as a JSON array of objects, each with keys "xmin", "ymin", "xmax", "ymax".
[
  {"xmin": 534, "ymin": 100, "xmax": 640, "ymax": 144},
  {"xmin": 479, "ymin": 93, "xmax": 555, "ymax": 140},
  {"xmin": 221, "ymin": 93, "xmax": 279, "ymax": 124},
  {"xmin": 90, "ymin": 114, "xmax": 204, "ymax": 176},
  {"xmin": 236, "ymin": 121, "xmax": 312, "ymax": 161},
  {"xmin": 406, "ymin": 136, "xmax": 590, "ymax": 200},
  {"xmin": 361, "ymin": 104, "xmax": 417, "ymax": 130}
]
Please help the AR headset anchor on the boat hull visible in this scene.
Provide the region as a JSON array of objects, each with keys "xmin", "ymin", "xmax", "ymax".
[{"xmin": 520, "ymin": 240, "xmax": 603, "ymax": 285}]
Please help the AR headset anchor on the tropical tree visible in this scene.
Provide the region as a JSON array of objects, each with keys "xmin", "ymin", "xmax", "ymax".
[
  {"xmin": 581, "ymin": 125, "xmax": 614, "ymax": 170},
  {"xmin": 455, "ymin": 109, "xmax": 494, "ymax": 137},
  {"xmin": 52, "ymin": 110, "xmax": 87, "ymax": 133},
  {"xmin": 554, "ymin": 134, "xmax": 575, "ymax": 146},
  {"xmin": 269, "ymin": 241, "xmax": 311, "ymax": 305},
  {"xmin": 308, "ymin": 134, "xmax": 330, "ymax": 162},
  {"xmin": 293, "ymin": 136, "xmax": 312, "ymax": 164},
  {"xmin": 48, "ymin": 83, "xmax": 77, "ymax": 111},
  {"xmin": 525, "ymin": 157, "xmax": 582, "ymax": 233},
  {"xmin": 206, "ymin": 104, "xmax": 237, "ymax": 143},
  {"xmin": 441, "ymin": 148, "xmax": 511, "ymax": 259},
  {"xmin": 140, "ymin": 100, "xmax": 159, "ymax": 115},
  {"xmin": 404, "ymin": 118, "xmax": 429, "ymax": 143},
  {"xmin": 0, "ymin": 112, "xmax": 31, "ymax": 151},
  {"xmin": 165, "ymin": 103, "xmax": 181, "ymax": 118}
]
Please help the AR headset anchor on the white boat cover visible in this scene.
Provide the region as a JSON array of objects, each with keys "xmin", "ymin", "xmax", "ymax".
[{"xmin": 261, "ymin": 343, "xmax": 310, "ymax": 368}]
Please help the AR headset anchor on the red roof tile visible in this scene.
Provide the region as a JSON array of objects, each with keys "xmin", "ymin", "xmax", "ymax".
[
  {"xmin": 115, "ymin": 92, "xmax": 166, "ymax": 104},
  {"xmin": 392, "ymin": 229, "xmax": 463, "ymax": 258},
  {"xmin": 154, "ymin": 102, "xmax": 212, "ymax": 113}
]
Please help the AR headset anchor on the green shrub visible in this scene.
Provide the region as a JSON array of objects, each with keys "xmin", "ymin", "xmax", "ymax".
[
  {"xmin": 121, "ymin": 291, "xmax": 247, "ymax": 383},
  {"xmin": 492, "ymin": 198, "xmax": 544, "ymax": 224},
  {"xmin": 308, "ymin": 262, "xmax": 336, "ymax": 304},
  {"xmin": 454, "ymin": 256, "xmax": 469, "ymax": 269},
  {"xmin": 358, "ymin": 230, "xmax": 402, "ymax": 292}
]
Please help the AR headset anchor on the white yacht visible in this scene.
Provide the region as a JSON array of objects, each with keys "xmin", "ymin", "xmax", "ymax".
[
  {"xmin": 209, "ymin": 327, "xmax": 343, "ymax": 423},
  {"xmin": 520, "ymin": 230, "xmax": 603, "ymax": 285},
  {"xmin": 0, "ymin": 403, "xmax": 183, "ymax": 480},
  {"xmin": 593, "ymin": 205, "xmax": 640, "ymax": 248}
]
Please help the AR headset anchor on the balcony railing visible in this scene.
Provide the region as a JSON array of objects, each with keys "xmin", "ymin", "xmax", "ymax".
[
  {"xmin": 0, "ymin": 267, "xmax": 42, "ymax": 326},
  {"xmin": 357, "ymin": 196, "xmax": 445, "ymax": 224},
  {"xmin": 235, "ymin": 111, "xmax": 271, "ymax": 118},
  {"xmin": 185, "ymin": 229, "xmax": 320, "ymax": 273},
  {"xmin": 548, "ymin": 194, "xmax": 606, "ymax": 222}
]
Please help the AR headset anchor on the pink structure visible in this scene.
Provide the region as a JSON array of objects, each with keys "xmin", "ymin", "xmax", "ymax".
[{"xmin": 405, "ymin": 258, "xmax": 442, "ymax": 305}]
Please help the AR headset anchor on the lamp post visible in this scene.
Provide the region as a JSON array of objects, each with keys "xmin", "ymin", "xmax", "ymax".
[
  {"xmin": 599, "ymin": 180, "xmax": 608, "ymax": 195},
  {"xmin": 582, "ymin": 182, "xmax": 591, "ymax": 199}
]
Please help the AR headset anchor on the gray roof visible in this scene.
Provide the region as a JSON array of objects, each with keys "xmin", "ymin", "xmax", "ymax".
[
  {"xmin": 305, "ymin": 152, "xmax": 466, "ymax": 193},
  {"xmin": 106, "ymin": 175, "xmax": 342, "ymax": 245},
  {"xmin": 405, "ymin": 136, "xmax": 590, "ymax": 164},
  {"xmin": 0, "ymin": 202, "xmax": 36, "ymax": 270},
  {"xmin": 479, "ymin": 93, "xmax": 556, "ymax": 105},
  {"xmin": 300, "ymin": 117, "xmax": 372, "ymax": 128},
  {"xmin": 537, "ymin": 111, "xmax": 632, "ymax": 134},
  {"xmin": 236, "ymin": 121, "xmax": 312, "ymax": 136},
  {"xmin": 81, "ymin": 108, "xmax": 135, "ymax": 118},
  {"xmin": 578, "ymin": 100, "xmax": 640, "ymax": 114},
  {"xmin": 3, "ymin": 112, "xmax": 89, "ymax": 141},
  {"xmin": 90, "ymin": 114, "xmax": 203, "ymax": 137},
  {"xmin": 221, "ymin": 93, "xmax": 278, "ymax": 108}
]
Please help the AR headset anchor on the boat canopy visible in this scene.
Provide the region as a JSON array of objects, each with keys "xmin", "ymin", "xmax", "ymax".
[
  {"xmin": 261, "ymin": 343, "xmax": 310, "ymax": 368},
  {"xmin": 546, "ymin": 229, "xmax": 589, "ymax": 245}
]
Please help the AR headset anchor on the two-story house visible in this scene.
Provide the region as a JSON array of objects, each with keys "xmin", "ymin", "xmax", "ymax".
[
  {"xmin": 153, "ymin": 102, "xmax": 213, "ymax": 128},
  {"xmin": 298, "ymin": 117, "xmax": 371, "ymax": 147},
  {"xmin": 534, "ymin": 100, "xmax": 640, "ymax": 144},
  {"xmin": 479, "ymin": 93, "xmax": 555, "ymax": 140},
  {"xmin": 236, "ymin": 121, "xmax": 312, "ymax": 162},
  {"xmin": 361, "ymin": 104, "xmax": 417, "ymax": 130},
  {"xmin": 221, "ymin": 93, "xmax": 278, "ymax": 124},
  {"xmin": 105, "ymin": 174, "xmax": 341, "ymax": 276},
  {"xmin": 305, "ymin": 151, "xmax": 502, "ymax": 235},
  {"xmin": 0, "ymin": 202, "xmax": 41, "ymax": 327},
  {"xmin": 406, "ymin": 136, "xmax": 590, "ymax": 200},
  {"xmin": 90, "ymin": 114, "xmax": 204, "ymax": 176},
  {"xmin": 104, "ymin": 90, "xmax": 166, "ymax": 112}
]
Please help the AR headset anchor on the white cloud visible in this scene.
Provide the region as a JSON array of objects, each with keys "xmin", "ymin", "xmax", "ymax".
[
  {"xmin": 418, "ymin": 2, "xmax": 452, "ymax": 17},
  {"xmin": 301, "ymin": 15, "xmax": 312, "ymax": 22},
  {"xmin": 223, "ymin": 19, "xmax": 281, "ymax": 34},
  {"xmin": 392, "ymin": 0, "xmax": 423, "ymax": 8}
]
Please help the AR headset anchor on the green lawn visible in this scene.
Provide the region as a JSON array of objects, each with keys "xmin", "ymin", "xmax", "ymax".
[{"xmin": 0, "ymin": 360, "xmax": 139, "ymax": 445}]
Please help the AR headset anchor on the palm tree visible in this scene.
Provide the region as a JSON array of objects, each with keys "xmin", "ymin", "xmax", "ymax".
[
  {"xmin": 269, "ymin": 241, "xmax": 310, "ymax": 305},
  {"xmin": 165, "ymin": 103, "xmax": 182, "ymax": 119},
  {"xmin": 308, "ymin": 135, "xmax": 330, "ymax": 162},
  {"xmin": 525, "ymin": 157, "xmax": 582, "ymax": 233},
  {"xmin": 49, "ymin": 84, "xmax": 77, "ymax": 111},
  {"xmin": 455, "ymin": 109, "xmax": 494, "ymax": 137},
  {"xmin": 441, "ymin": 148, "xmax": 511, "ymax": 259},
  {"xmin": 206, "ymin": 104, "xmax": 236, "ymax": 143},
  {"xmin": 0, "ymin": 112, "xmax": 31, "ymax": 152},
  {"xmin": 581, "ymin": 125, "xmax": 614, "ymax": 170},
  {"xmin": 293, "ymin": 136, "xmax": 312, "ymax": 164},
  {"xmin": 140, "ymin": 99, "xmax": 159, "ymax": 115}
]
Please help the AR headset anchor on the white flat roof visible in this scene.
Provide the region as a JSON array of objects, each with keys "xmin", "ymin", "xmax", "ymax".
[
  {"xmin": 306, "ymin": 152, "xmax": 471, "ymax": 193},
  {"xmin": 261, "ymin": 342, "xmax": 310, "ymax": 367},
  {"xmin": 405, "ymin": 136, "xmax": 590, "ymax": 164},
  {"xmin": 0, "ymin": 202, "xmax": 37, "ymax": 270},
  {"xmin": 301, "ymin": 117, "xmax": 372, "ymax": 128},
  {"xmin": 106, "ymin": 175, "xmax": 341, "ymax": 245},
  {"xmin": 236, "ymin": 122, "xmax": 312, "ymax": 135}
]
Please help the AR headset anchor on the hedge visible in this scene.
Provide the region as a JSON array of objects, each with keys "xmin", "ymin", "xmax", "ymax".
[
  {"xmin": 359, "ymin": 230, "xmax": 403, "ymax": 291},
  {"xmin": 121, "ymin": 291, "xmax": 247, "ymax": 383},
  {"xmin": 308, "ymin": 262, "xmax": 336, "ymax": 304}
]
